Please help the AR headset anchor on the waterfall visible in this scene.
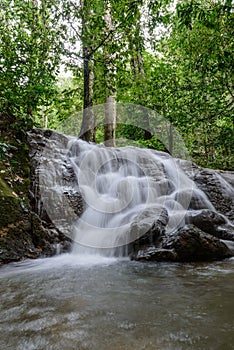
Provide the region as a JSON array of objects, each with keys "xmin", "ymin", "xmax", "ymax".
[
  {"xmin": 28, "ymin": 128, "xmax": 233, "ymax": 262},
  {"xmin": 65, "ymin": 138, "xmax": 215, "ymax": 255}
]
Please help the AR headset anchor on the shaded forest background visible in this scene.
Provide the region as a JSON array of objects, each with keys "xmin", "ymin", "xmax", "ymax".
[{"xmin": 0, "ymin": 0, "xmax": 233, "ymax": 169}]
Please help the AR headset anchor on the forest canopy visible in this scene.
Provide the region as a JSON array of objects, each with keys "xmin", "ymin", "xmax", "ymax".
[{"xmin": 0, "ymin": 0, "xmax": 233, "ymax": 169}]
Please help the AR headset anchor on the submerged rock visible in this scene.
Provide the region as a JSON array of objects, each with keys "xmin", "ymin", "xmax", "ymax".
[{"xmin": 130, "ymin": 247, "xmax": 177, "ymax": 262}]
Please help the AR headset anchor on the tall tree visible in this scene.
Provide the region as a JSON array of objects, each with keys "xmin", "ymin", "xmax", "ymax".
[
  {"xmin": 104, "ymin": 1, "xmax": 116, "ymax": 146},
  {"xmin": 0, "ymin": 0, "xmax": 61, "ymax": 134},
  {"xmin": 79, "ymin": 0, "xmax": 96, "ymax": 142}
]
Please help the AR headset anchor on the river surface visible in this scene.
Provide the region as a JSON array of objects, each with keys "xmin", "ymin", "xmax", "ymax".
[{"xmin": 1, "ymin": 254, "xmax": 234, "ymax": 350}]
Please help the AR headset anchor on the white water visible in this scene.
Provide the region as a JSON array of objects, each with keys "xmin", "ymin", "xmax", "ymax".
[{"xmin": 66, "ymin": 139, "xmax": 215, "ymax": 253}]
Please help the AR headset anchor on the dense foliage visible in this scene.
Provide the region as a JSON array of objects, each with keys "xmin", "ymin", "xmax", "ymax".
[
  {"xmin": 0, "ymin": 0, "xmax": 233, "ymax": 169},
  {"xmin": 0, "ymin": 0, "xmax": 63, "ymax": 134}
]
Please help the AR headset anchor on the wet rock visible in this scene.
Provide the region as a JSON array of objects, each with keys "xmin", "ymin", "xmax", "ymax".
[
  {"xmin": 130, "ymin": 223, "xmax": 232, "ymax": 263},
  {"xmin": 128, "ymin": 206, "xmax": 168, "ymax": 252},
  {"xmin": 130, "ymin": 247, "xmax": 177, "ymax": 262},
  {"xmin": 0, "ymin": 220, "xmax": 40, "ymax": 265},
  {"xmin": 30, "ymin": 212, "xmax": 72, "ymax": 256},
  {"xmin": 0, "ymin": 213, "xmax": 72, "ymax": 265},
  {"xmin": 162, "ymin": 225, "xmax": 232, "ymax": 262},
  {"xmin": 27, "ymin": 129, "xmax": 70, "ymax": 218},
  {"xmin": 195, "ymin": 170, "xmax": 234, "ymax": 221},
  {"xmin": 27, "ymin": 129, "xmax": 84, "ymax": 231},
  {"xmin": 185, "ymin": 209, "xmax": 234, "ymax": 241},
  {"xmin": 0, "ymin": 128, "xmax": 76, "ymax": 265},
  {"xmin": 63, "ymin": 189, "xmax": 83, "ymax": 217},
  {"xmin": 217, "ymin": 170, "xmax": 234, "ymax": 188},
  {"xmin": 179, "ymin": 160, "xmax": 234, "ymax": 222}
]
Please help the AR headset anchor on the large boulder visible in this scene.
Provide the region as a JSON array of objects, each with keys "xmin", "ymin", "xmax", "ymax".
[
  {"xmin": 131, "ymin": 225, "xmax": 232, "ymax": 262},
  {"xmin": 162, "ymin": 225, "xmax": 232, "ymax": 262},
  {"xmin": 185, "ymin": 209, "xmax": 234, "ymax": 241}
]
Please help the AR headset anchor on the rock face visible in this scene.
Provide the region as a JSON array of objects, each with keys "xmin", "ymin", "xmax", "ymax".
[{"xmin": 27, "ymin": 128, "xmax": 84, "ymax": 239}]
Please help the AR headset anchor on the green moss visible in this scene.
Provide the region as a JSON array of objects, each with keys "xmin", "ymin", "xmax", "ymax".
[
  {"xmin": 0, "ymin": 177, "xmax": 14, "ymax": 198},
  {"xmin": 0, "ymin": 177, "xmax": 23, "ymax": 228},
  {"xmin": 0, "ymin": 132, "xmax": 31, "ymax": 204}
]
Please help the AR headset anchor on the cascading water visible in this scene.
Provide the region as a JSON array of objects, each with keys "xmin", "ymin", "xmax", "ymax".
[
  {"xmin": 63, "ymin": 138, "xmax": 217, "ymax": 255},
  {"xmin": 29, "ymin": 127, "xmax": 233, "ymax": 262}
]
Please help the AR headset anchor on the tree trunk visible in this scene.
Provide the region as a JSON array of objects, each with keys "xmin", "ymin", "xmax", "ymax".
[
  {"xmin": 104, "ymin": 2, "xmax": 116, "ymax": 146},
  {"xmin": 79, "ymin": 48, "xmax": 95, "ymax": 141},
  {"xmin": 104, "ymin": 96, "xmax": 116, "ymax": 147},
  {"xmin": 169, "ymin": 122, "xmax": 173, "ymax": 155},
  {"xmin": 130, "ymin": 32, "xmax": 152, "ymax": 140},
  {"xmin": 79, "ymin": 0, "xmax": 95, "ymax": 142}
]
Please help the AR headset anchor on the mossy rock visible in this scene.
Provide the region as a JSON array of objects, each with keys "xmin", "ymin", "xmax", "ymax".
[{"xmin": 0, "ymin": 177, "xmax": 23, "ymax": 228}]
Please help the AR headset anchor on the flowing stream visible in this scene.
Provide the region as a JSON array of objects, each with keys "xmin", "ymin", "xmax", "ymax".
[{"xmin": 1, "ymin": 255, "xmax": 234, "ymax": 350}]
